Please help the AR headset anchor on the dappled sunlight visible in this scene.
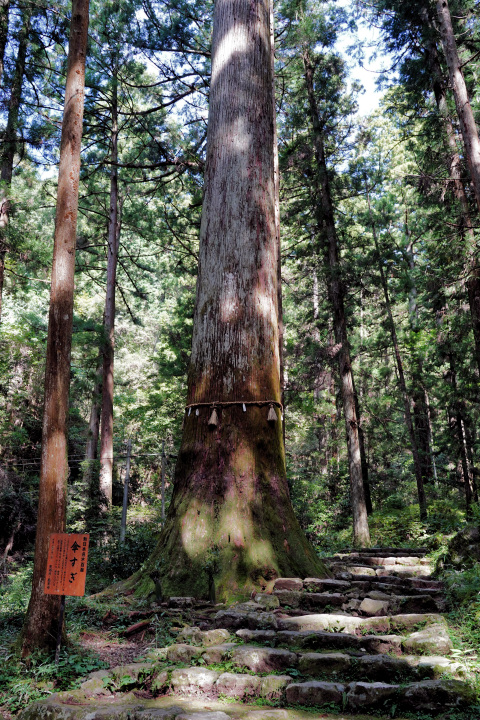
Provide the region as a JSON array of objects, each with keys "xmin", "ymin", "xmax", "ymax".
[{"xmin": 180, "ymin": 497, "xmax": 213, "ymax": 559}]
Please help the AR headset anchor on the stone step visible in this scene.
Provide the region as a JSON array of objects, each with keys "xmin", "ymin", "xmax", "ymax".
[
  {"xmin": 19, "ymin": 675, "xmax": 475, "ymax": 720},
  {"xmin": 286, "ymin": 678, "xmax": 474, "ymax": 713},
  {"xmin": 297, "ymin": 651, "xmax": 462, "ymax": 682},
  {"xmin": 328, "ymin": 562, "xmax": 433, "ymax": 578},
  {"xmin": 277, "ymin": 611, "xmax": 447, "ymax": 635}
]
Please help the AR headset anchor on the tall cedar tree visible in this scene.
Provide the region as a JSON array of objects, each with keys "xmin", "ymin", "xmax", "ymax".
[
  {"xmin": 116, "ymin": 0, "xmax": 325, "ymax": 601},
  {"xmin": 21, "ymin": 0, "xmax": 89, "ymax": 656}
]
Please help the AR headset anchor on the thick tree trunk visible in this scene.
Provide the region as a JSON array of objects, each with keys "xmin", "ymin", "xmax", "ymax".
[
  {"xmin": 435, "ymin": 0, "xmax": 480, "ymax": 213},
  {"xmin": 367, "ymin": 193, "xmax": 428, "ymax": 521},
  {"xmin": 118, "ymin": 0, "xmax": 325, "ymax": 601},
  {"xmin": 0, "ymin": 0, "xmax": 9, "ymax": 83},
  {"xmin": 0, "ymin": 4, "xmax": 31, "ymax": 321},
  {"xmin": 21, "ymin": 0, "xmax": 89, "ymax": 657},
  {"xmin": 99, "ymin": 68, "xmax": 119, "ymax": 510},
  {"xmin": 303, "ymin": 48, "xmax": 370, "ymax": 546}
]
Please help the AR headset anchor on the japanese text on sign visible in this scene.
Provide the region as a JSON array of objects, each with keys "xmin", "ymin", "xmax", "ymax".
[{"xmin": 44, "ymin": 534, "xmax": 89, "ymax": 596}]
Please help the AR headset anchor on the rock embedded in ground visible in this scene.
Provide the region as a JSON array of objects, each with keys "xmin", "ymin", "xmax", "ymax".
[
  {"xmin": 285, "ymin": 680, "xmax": 345, "ymax": 706},
  {"xmin": 259, "ymin": 675, "xmax": 292, "ymax": 700},
  {"xmin": 215, "ymin": 672, "xmax": 261, "ymax": 698},
  {"xmin": 231, "ymin": 645, "xmax": 297, "ymax": 673},
  {"xmin": 298, "ymin": 651, "xmax": 351, "ymax": 676},
  {"xmin": 401, "ymin": 679, "xmax": 476, "ymax": 711},
  {"xmin": 273, "ymin": 578, "xmax": 303, "ymax": 592},
  {"xmin": 359, "ymin": 598, "xmax": 390, "ymax": 616},
  {"xmin": 254, "ymin": 593, "xmax": 280, "ymax": 610},
  {"xmin": 169, "ymin": 597, "xmax": 195, "ymax": 608},
  {"xmin": 201, "ymin": 643, "xmax": 236, "ymax": 664},
  {"xmin": 235, "ymin": 628, "xmax": 276, "ymax": 643},
  {"xmin": 402, "ymin": 623, "xmax": 453, "ymax": 654},
  {"xmin": 170, "ymin": 668, "xmax": 220, "ymax": 694},
  {"xmin": 273, "ymin": 589, "xmax": 302, "ymax": 608},
  {"xmin": 346, "ymin": 681, "xmax": 399, "ymax": 710},
  {"xmin": 167, "ymin": 644, "xmax": 203, "ymax": 664}
]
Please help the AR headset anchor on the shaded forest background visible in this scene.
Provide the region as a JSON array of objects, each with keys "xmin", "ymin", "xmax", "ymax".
[{"xmin": 1, "ymin": 0, "xmax": 480, "ymax": 597}]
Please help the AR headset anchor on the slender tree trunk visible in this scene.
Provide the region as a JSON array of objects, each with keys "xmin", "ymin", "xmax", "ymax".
[
  {"xmin": 435, "ymin": 0, "xmax": 480, "ymax": 213},
  {"xmin": 82, "ymin": 362, "xmax": 102, "ymax": 497},
  {"xmin": 21, "ymin": 0, "xmax": 89, "ymax": 657},
  {"xmin": 424, "ymin": 29, "xmax": 480, "ymax": 376},
  {"xmin": 99, "ymin": 67, "xmax": 119, "ymax": 510},
  {"xmin": 0, "ymin": 0, "xmax": 9, "ymax": 83},
  {"xmin": 367, "ymin": 192, "xmax": 428, "ymax": 521},
  {"xmin": 448, "ymin": 354, "xmax": 475, "ymax": 516},
  {"xmin": 120, "ymin": 0, "xmax": 325, "ymax": 601},
  {"xmin": 0, "ymin": 4, "xmax": 31, "ymax": 321},
  {"xmin": 303, "ymin": 47, "xmax": 370, "ymax": 546}
]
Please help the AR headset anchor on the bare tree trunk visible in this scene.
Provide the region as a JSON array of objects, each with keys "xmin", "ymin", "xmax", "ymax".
[
  {"xmin": 99, "ymin": 67, "xmax": 119, "ymax": 510},
  {"xmin": 122, "ymin": 0, "xmax": 325, "ymax": 601},
  {"xmin": 0, "ymin": 0, "xmax": 9, "ymax": 83},
  {"xmin": 303, "ymin": 47, "xmax": 370, "ymax": 546},
  {"xmin": 82, "ymin": 362, "xmax": 102, "ymax": 497},
  {"xmin": 435, "ymin": 0, "xmax": 480, "ymax": 213},
  {"xmin": 424, "ymin": 28, "xmax": 480, "ymax": 376},
  {"xmin": 448, "ymin": 354, "xmax": 475, "ymax": 516},
  {"xmin": 367, "ymin": 191, "xmax": 428, "ymax": 521},
  {"xmin": 21, "ymin": 0, "xmax": 89, "ymax": 657},
  {"xmin": 0, "ymin": 4, "xmax": 31, "ymax": 321}
]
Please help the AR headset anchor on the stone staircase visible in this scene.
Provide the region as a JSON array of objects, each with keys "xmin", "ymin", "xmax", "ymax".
[{"xmin": 20, "ymin": 548, "xmax": 478, "ymax": 720}]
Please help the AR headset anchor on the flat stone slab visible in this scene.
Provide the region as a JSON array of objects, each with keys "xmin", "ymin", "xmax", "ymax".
[
  {"xmin": 276, "ymin": 629, "xmax": 360, "ymax": 650},
  {"xmin": 235, "ymin": 629, "xmax": 276, "ymax": 643},
  {"xmin": 216, "ymin": 673, "xmax": 261, "ymax": 699},
  {"xmin": 286, "ymin": 681, "xmax": 345, "ymax": 706},
  {"xmin": 273, "ymin": 590, "xmax": 302, "ymax": 608},
  {"xmin": 169, "ymin": 597, "xmax": 195, "ymax": 608},
  {"xmin": 171, "ymin": 668, "xmax": 221, "ymax": 694},
  {"xmin": 298, "ymin": 652, "xmax": 351, "ymax": 676},
  {"xmin": 346, "ymin": 681, "xmax": 399, "ymax": 710},
  {"xmin": 231, "ymin": 645, "xmax": 297, "ymax": 673},
  {"xmin": 303, "ymin": 578, "xmax": 350, "ymax": 592},
  {"xmin": 402, "ymin": 623, "xmax": 453, "ymax": 655},
  {"xmin": 274, "ymin": 578, "xmax": 303, "ymax": 592},
  {"xmin": 201, "ymin": 643, "xmax": 237, "ymax": 664},
  {"xmin": 301, "ymin": 593, "xmax": 345, "ymax": 609}
]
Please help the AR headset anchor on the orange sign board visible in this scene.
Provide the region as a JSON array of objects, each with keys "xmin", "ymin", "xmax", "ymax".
[{"xmin": 44, "ymin": 533, "xmax": 89, "ymax": 596}]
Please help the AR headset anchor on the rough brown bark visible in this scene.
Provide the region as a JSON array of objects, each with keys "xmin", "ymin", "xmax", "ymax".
[
  {"xmin": 0, "ymin": 3, "xmax": 31, "ymax": 321},
  {"xmin": 21, "ymin": 0, "xmax": 89, "ymax": 656},
  {"xmin": 303, "ymin": 47, "xmax": 370, "ymax": 546},
  {"xmin": 435, "ymin": 0, "xmax": 480, "ymax": 213},
  {"xmin": 0, "ymin": 0, "xmax": 9, "ymax": 83},
  {"xmin": 116, "ymin": 0, "xmax": 325, "ymax": 601},
  {"xmin": 424, "ymin": 30, "xmax": 480, "ymax": 376},
  {"xmin": 99, "ymin": 67, "xmax": 119, "ymax": 510},
  {"xmin": 367, "ymin": 193, "xmax": 428, "ymax": 521}
]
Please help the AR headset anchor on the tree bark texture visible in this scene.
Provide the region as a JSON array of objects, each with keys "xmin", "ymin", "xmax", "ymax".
[
  {"xmin": 0, "ymin": 0, "xmax": 9, "ymax": 83},
  {"xmin": 435, "ymin": 0, "xmax": 480, "ymax": 214},
  {"xmin": 367, "ymin": 195, "xmax": 428, "ymax": 521},
  {"xmin": 99, "ymin": 67, "xmax": 119, "ymax": 510},
  {"xmin": 126, "ymin": 0, "xmax": 325, "ymax": 601},
  {"xmin": 0, "ymin": 3, "xmax": 31, "ymax": 321},
  {"xmin": 21, "ymin": 0, "xmax": 89, "ymax": 656},
  {"xmin": 424, "ymin": 32, "xmax": 480, "ymax": 376},
  {"xmin": 303, "ymin": 47, "xmax": 370, "ymax": 547}
]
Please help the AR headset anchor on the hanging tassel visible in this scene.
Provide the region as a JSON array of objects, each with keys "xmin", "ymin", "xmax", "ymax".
[
  {"xmin": 208, "ymin": 407, "xmax": 219, "ymax": 428},
  {"xmin": 267, "ymin": 404, "xmax": 277, "ymax": 424},
  {"xmin": 196, "ymin": 408, "xmax": 199, "ymax": 416}
]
